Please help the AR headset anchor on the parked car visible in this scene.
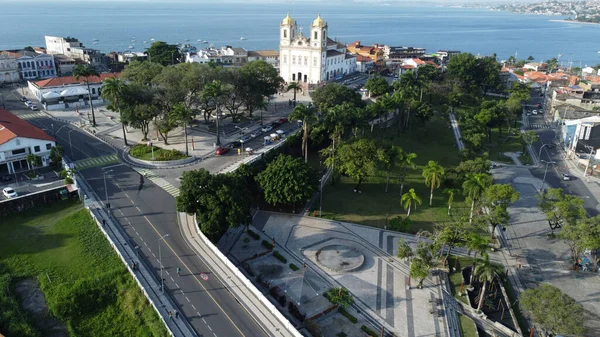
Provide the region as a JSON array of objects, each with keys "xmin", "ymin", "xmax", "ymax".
[
  {"xmin": 1, "ymin": 175, "xmax": 13, "ymax": 182},
  {"xmin": 24, "ymin": 100, "xmax": 32, "ymax": 106},
  {"xmin": 240, "ymin": 135, "xmax": 251, "ymax": 143},
  {"xmin": 2, "ymin": 187, "xmax": 17, "ymax": 198},
  {"xmin": 532, "ymin": 110, "xmax": 538, "ymax": 115},
  {"xmin": 215, "ymin": 147, "xmax": 230, "ymax": 155},
  {"xmin": 20, "ymin": 96, "xmax": 27, "ymax": 102},
  {"xmin": 261, "ymin": 125, "xmax": 273, "ymax": 133},
  {"xmin": 490, "ymin": 161, "xmax": 498, "ymax": 169},
  {"xmin": 250, "ymin": 130, "xmax": 261, "ymax": 138},
  {"xmin": 227, "ymin": 141, "xmax": 241, "ymax": 149},
  {"xmin": 29, "ymin": 104, "xmax": 38, "ymax": 111},
  {"xmin": 562, "ymin": 173, "xmax": 572, "ymax": 181},
  {"xmin": 277, "ymin": 117, "xmax": 288, "ymax": 124}
]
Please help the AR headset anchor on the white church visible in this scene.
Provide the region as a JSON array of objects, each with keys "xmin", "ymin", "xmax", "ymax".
[{"xmin": 279, "ymin": 14, "xmax": 356, "ymax": 86}]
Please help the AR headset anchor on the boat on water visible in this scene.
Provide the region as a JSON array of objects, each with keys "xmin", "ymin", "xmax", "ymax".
[
  {"xmin": 202, "ymin": 40, "xmax": 208, "ymax": 44},
  {"xmin": 150, "ymin": 38, "xmax": 155, "ymax": 41},
  {"xmin": 92, "ymin": 38, "xmax": 99, "ymax": 41},
  {"xmin": 184, "ymin": 38, "xmax": 189, "ymax": 42},
  {"xmin": 143, "ymin": 40, "xmax": 147, "ymax": 44},
  {"xmin": 197, "ymin": 39, "xmax": 202, "ymax": 42},
  {"xmin": 128, "ymin": 45, "xmax": 134, "ymax": 49},
  {"xmin": 240, "ymin": 37, "xmax": 246, "ymax": 40}
]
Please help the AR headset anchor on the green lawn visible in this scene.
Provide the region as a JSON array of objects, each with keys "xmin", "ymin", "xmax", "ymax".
[
  {"xmin": 319, "ymin": 115, "xmax": 470, "ymax": 233},
  {"xmin": 129, "ymin": 143, "xmax": 188, "ymax": 161},
  {"xmin": 458, "ymin": 314, "xmax": 479, "ymax": 337},
  {"xmin": 0, "ymin": 201, "xmax": 167, "ymax": 337}
]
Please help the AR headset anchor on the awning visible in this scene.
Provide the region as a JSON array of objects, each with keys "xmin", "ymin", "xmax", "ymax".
[
  {"xmin": 60, "ymin": 87, "xmax": 89, "ymax": 96},
  {"xmin": 42, "ymin": 91, "xmax": 61, "ymax": 99}
]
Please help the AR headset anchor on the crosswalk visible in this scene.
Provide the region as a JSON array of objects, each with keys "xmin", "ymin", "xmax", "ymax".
[
  {"xmin": 17, "ymin": 112, "xmax": 47, "ymax": 120},
  {"xmin": 74, "ymin": 154, "xmax": 120, "ymax": 170},
  {"xmin": 529, "ymin": 124, "xmax": 552, "ymax": 129},
  {"xmin": 133, "ymin": 168, "xmax": 180, "ymax": 197}
]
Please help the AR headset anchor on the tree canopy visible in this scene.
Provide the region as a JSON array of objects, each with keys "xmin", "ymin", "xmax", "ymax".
[
  {"xmin": 311, "ymin": 83, "xmax": 364, "ymax": 113},
  {"xmin": 145, "ymin": 41, "xmax": 182, "ymax": 66},
  {"xmin": 364, "ymin": 75, "xmax": 390, "ymax": 97}
]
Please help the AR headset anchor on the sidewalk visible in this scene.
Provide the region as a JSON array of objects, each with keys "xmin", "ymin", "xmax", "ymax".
[{"xmin": 178, "ymin": 213, "xmax": 302, "ymax": 337}]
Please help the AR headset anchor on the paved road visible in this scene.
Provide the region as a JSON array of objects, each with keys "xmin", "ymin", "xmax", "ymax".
[
  {"xmin": 525, "ymin": 101, "xmax": 600, "ymax": 216},
  {"xmin": 1, "ymin": 88, "xmax": 266, "ymax": 337}
]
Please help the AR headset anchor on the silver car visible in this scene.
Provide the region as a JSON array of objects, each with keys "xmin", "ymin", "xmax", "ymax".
[{"xmin": 2, "ymin": 187, "xmax": 17, "ymax": 198}]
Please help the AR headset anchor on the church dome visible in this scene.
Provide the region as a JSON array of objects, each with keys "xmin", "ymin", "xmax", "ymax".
[
  {"xmin": 312, "ymin": 14, "xmax": 326, "ymax": 27},
  {"xmin": 282, "ymin": 13, "xmax": 294, "ymax": 26}
]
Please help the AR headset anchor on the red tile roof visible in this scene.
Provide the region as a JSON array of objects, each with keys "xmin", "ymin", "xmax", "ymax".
[
  {"xmin": 355, "ymin": 55, "xmax": 373, "ymax": 62},
  {"xmin": 33, "ymin": 73, "xmax": 121, "ymax": 88},
  {"xmin": 0, "ymin": 109, "xmax": 55, "ymax": 145}
]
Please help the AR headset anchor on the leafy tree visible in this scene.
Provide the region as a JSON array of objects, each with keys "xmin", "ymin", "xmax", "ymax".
[
  {"xmin": 508, "ymin": 82, "xmax": 531, "ymax": 103},
  {"xmin": 327, "ymin": 287, "xmax": 354, "ymax": 309},
  {"xmin": 336, "ymin": 138, "xmax": 381, "ymax": 192},
  {"xmin": 401, "ymin": 188, "xmax": 422, "ymax": 217},
  {"xmin": 483, "ymin": 184, "xmax": 520, "ymax": 238},
  {"xmin": 538, "ymin": 188, "xmax": 586, "ymax": 235},
  {"xmin": 121, "ymin": 60, "xmax": 164, "ymax": 86},
  {"xmin": 527, "ymin": 55, "xmax": 534, "ymax": 61},
  {"xmin": 521, "ymin": 130, "xmax": 538, "ymax": 153},
  {"xmin": 72, "ymin": 64, "xmax": 99, "ymax": 126},
  {"xmin": 465, "ymin": 233, "xmax": 490, "ymax": 281},
  {"xmin": 26, "ymin": 154, "xmax": 41, "ymax": 175},
  {"xmin": 204, "ymin": 80, "xmax": 227, "ymax": 145},
  {"xmin": 49, "ymin": 145, "xmax": 64, "ymax": 169},
  {"xmin": 520, "ymin": 284, "xmax": 585, "ymax": 336},
  {"xmin": 462, "ymin": 173, "xmax": 493, "ymax": 222},
  {"xmin": 120, "ymin": 84, "xmax": 158, "ymax": 141},
  {"xmin": 169, "ymin": 103, "xmax": 195, "ymax": 154},
  {"xmin": 389, "ymin": 216, "xmax": 411, "ymax": 232},
  {"xmin": 397, "ymin": 149, "xmax": 417, "ymax": 197},
  {"xmin": 415, "ymin": 102, "xmax": 434, "ymax": 124},
  {"xmin": 397, "ymin": 238, "xmax": 414, "ymax": 261},
  {"xmin": 289, "ymin": 103, "xmax": 317, "ymax": 163},
  {"xmin": 255, "ymin": 154, "xmax": 318, "ymax": 212},
  {"xmin": 473, "ymin": 255, "xmax": 501, "ymax": 312},
  {"xmin": 546, "ymin": 57, "xmax": 559, "ymax": 73},
  {"xmin": 176, "ymin": 169, "xmax": 252, "ymax": 241},
  {"xmin": 409, "ymin": 242, "xmax": 434, "ymax": 289},
  {"xmin": 422, "ymin": 161, "xmax": 445, "ymax": 206},
  {"xmin": 287, "ymin": 82, "xmax": 302, "ymax": 101},
  {"xmin": 559, "ymin": 215, "xmax": 600, "ymax": 268},
  {"xmin": 378, "ymin": 144, "xmax": 402, "ymax": 193},
  {"xmin": 364, "ymin": 75, "xmax": 389, "ymax": 97},
  {"xmin": 311, "ymin": 83, "xmax": 364, "ymax": 113},
  {"xmin": 145, "ymin": 41, "xmax": 181, "ymax": 66},
  {"xmin": 435, "ymin": 219, "xmax": 470, "ymax": 260},
  {"xmin": 456, "ymin": 157, "xmax": 491, "ymax": 177},
  {"xmin": 101, "ymin": 77, "xmax": 128, "ymax": 145},
  {"xmin": 238, "ymin": 60, "xmax": 283, "ymax": 117}
]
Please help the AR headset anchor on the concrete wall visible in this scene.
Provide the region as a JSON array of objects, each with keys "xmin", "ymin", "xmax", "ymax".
[{"xmin": 0, "ymin": 186, "xmax": 68, "ymax": 216}]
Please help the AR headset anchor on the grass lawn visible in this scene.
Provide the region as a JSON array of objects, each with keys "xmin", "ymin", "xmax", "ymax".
[
  {"xmin": 319, "ymin": 115, "xmax": 470, "ymax": 233},
  {"xmin": 487, "ymin": 127, "xmax": 524, "ymax": 164},
  {"xmin": 129, "ymin": 143, "xmax": 188, "ymax": 161},
  {"xmin": 0, "ymin": 200, "xmax": 167, "ymax": 337},
  {"xmin": 447, "ymin": 255, "xmax": 474, "ymax": 305},
  {"xmin": 458, "ymin": 314, "xmax": 478, "ymax": 337}
]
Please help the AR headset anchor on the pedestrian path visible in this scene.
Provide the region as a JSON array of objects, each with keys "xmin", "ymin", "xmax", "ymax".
[
  {"xmin": 74, "ymin": 154, "xmax": 119, "ymax": 170},
  {"xmin": 133, "ymin": 167, "xmax": 180, "ymax": 197},
  {"xmin": 17, "ymin": 111, "xmax": 47, "ymax": 120},
  {"xmin": 528, "ymin": 124, "xmax": 552, "ymax": 129}
]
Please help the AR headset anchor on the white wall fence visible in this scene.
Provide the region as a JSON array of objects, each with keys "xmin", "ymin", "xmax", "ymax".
[{"xmin": 193, "ymin": 219, "xmax": 303, "ymax": 337}]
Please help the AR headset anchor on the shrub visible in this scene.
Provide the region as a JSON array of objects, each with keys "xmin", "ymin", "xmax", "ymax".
[
  {"xmin": 337, "ymin": 333, "xmax": 347, "ymax": 337},
  {"xmin": 361, "ymin": 325, "xmax": 379, "ymax": 337},
  {"xmin": 338, "ymin": 307, "xmax": 358, "ymax": 324},
  {"xmin": 129, "ymin": 144, "xmax": 151, "ymax": 157},
  {"xmin": 242, "ymin": 262, "xmax": 254, "ymax": 277},
  {"xmin": 157, "ymin": 149, "xmax": 187, "ymax": 161},
  {"xmin": 247, "ymin": 229, "xmax": 260, "ymax": 240},
  {"xmin": 65, "ymin": 177, "xmax": 74, "ymax": 185},
  {"xmin": 278, "ymin": 294, "xmax": 287, "ymax": 307},
  {"xmin": 287, "ymin": 301, "xmax": 305, "ymax": 321},
  {"xmin": 325, "ymin": 287, "xmax": 354, "ymax": 308},
  {"xmin": 289, "ymin": 263, "xmax": 299, "ymax": 271},
  {"xmin": 261, "ymin": 240, "xmax": 274, "ymax": 250},
  {"xmin": 273, "ymin": 251, "xmax": 287, "ymax": 263}
]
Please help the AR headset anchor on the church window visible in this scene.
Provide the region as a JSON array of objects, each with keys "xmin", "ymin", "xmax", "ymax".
[
  {"xmin": 283, "ymin": 29, "xmax": 287, "ymax": 38},
  {"xmin": 314, "ymin": 31, "xmax": 318, "ymax": 40},
  {"xmin": 292, "ymin": 56, "xmax": 296, "ymax": 65},
  {"xmin": 304, "ymin": 56, "xmax": 307, "ymax": 66}
]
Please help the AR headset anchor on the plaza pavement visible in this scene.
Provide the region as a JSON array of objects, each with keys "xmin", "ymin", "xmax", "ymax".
[{"xmin": 248, "ymin": 211, "xmax": 453, "ymax": 337}]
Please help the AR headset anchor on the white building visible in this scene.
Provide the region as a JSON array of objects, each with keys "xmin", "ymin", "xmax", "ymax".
[
  {"xmin": 0, "ymin": 109, "xmax": 56, "ymax": 175},
  {"xmin": 185, "ymin": 46, "xmax": 248, "ymax": 66},
  {"xmin": 0, "ymin": 54, "xmax": 20, "ymax": 84},
  {"xmin": 17, "ymin": 53, "xmax": 56, "ymax": 80},
  {"xmin": 27, "ymin": 73, "xmax": 120, "ymax": 111},
  {"xmin": 248, "ymin": 50, "xmax": 279, "ymax": 69},
  {"xmin": 279, "ymin": 14, "xmax": 356, "ymax": 85},
  {"xmin": 45, "ymin": 36, "xmax": 105, "ymax": 70}
]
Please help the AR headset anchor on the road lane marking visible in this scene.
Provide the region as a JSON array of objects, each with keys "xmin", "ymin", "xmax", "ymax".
[
  {"xmin": 186, "ymin": 297, "xmax": 190, "ymax": 303},
  {"xmin": 208, "ymin": 325, "xmax": 212, "ymax": 331},
  {"xmin": 191, "ymin": 304, "xmax": 196, "ymax": 310},
  {"xmin": 143, "ymin": 242, "xmax": 148, "ymax": 246}
]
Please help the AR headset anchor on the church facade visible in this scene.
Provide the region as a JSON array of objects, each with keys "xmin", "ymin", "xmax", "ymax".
[{"xmin": 279, "ymin": 14, "xmax": 356, "ymax": 85}]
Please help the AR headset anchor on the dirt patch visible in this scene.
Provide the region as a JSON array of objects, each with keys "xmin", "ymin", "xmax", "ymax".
[{"xmin": 14, "ymin": 279, "xmax": 68, "ymax": 337}]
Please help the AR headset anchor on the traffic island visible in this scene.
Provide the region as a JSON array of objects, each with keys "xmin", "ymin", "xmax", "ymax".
[{"xmin": 126, "ymin": 143, "xmax": 197, "ymax": 167}]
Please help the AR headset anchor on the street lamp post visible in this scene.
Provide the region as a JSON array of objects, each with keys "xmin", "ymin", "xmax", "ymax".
[
  {"xmin": 157, "ymin": 234, "xmax": 169, "ymax": 293},
  {"xmin": 68, "ymin": 129, "xmax": 75, "ymax": 158},
  {"xmin": 540, "ymin": 160, "xmax": 553, "ymax": 192},
  {"xmin": 583, "ymin": 145, "xmax": 595, "ymax": 178},
  {"xmin": 537, "ymin": 143, "xmax": 550, "ymax": 165},
  {"xmin": 102, "ymin": 169, "xmax": 113, "ymax": 209},
  {"xmin": 319, "ymin": 176, "xmax": 324, "ymax": 217},
  {"xmin": 216, "ymin": 104, "xmax": 221, "ymax": 146},
  {"xmin": 51, "ymin": 123, "xmax": 55, "ymax": 136}
]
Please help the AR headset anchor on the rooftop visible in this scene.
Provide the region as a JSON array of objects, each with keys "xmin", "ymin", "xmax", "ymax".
[
  {"xmin": 32, "ymin": 73, "xmax": 120, "ymax": 88},
  {"xmin": 0, "ymin": 109, "xmax": 55, "ymax": 145}
]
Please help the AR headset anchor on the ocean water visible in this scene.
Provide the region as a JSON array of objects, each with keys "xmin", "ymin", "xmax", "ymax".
[{"xmin": 1, "ymin": 1, "xmax": 599, "ymax": 66}]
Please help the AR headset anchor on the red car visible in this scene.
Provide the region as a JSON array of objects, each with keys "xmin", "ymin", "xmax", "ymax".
[
  {"xmin": 216, "ymin": 147, "xmax": 230, "ymax": 155},
  {"xmin": 277, "ymin": 117, "xmax": 288, "ymax": 124}
]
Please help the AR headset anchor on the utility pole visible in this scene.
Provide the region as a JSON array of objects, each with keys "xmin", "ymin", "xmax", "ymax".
[
  {"xmin": 583, "ymin": 144, "xmax": 594, "ymax": 178},
  {"xmin": 158, "ymin": 234, "xmax": 169, "ymax": 294}
]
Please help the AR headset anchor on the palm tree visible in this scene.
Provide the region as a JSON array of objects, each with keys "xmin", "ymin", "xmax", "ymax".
[
  {"xmin": 204, "ymin": 80, "xmax": 226, "ymax": 146},
  {"xmin": 401, "ymin": 188, "xmax": 422, "ymax": 217},
  {"xmin": 398, "ymin": 150, "xmax": 417, "ymax": 197},
  {"xmin": 379, "ymin": 145, "xmax": 402, "ymax": 193},
  {"xmin": 26, "ymin": 154, "xmax": 41, "ymax": 175},
  {"xmin": 287, "ymin": 82, "xmax": 302, "ymax": 102},
  {"xmin": 327, "ymin": 287, "xmax": 354, "ymax": 308},
  {"xmin": 170, "ymin": 104, "xmax": 194, "ymax": 155},
  {"xmin": 473, "ymin": 255, "xmax": 500, "ymax": 312},
  {"xmin": 462, "ymin": 173, "xmax": 493, "ymax": 223},
  {"xmin": 289, "ymin": 103, "xmax": 316, "ymax": 163},
  {"xmin": 444, "ymin": 188, "xmax": 458, "ymax": 216},
  {"xmin": 422, "ymin": 160, "xmax": 445, "ymax": 206},
  {"xmin": 73, "ymin": 65, "xmax": 100, "ymax": 127},
  {"xmin": 466, "ymin": 233, "xmax": 490, "ymax": 283},
  {"xmin": 101, "ymin": 77, "xmax": 127, "ymax": 145}
]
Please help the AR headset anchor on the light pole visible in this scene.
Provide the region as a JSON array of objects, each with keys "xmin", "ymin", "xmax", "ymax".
[
  {"xmin": 68, "ymin": 129, "xmax": 75, "ymax": 157},
  {"xmin": 540, "ymin": 160, "xmax": 554, "ymax": 192},
  {"xmin": 583, "ymin": 145, "xmax": 595, "ymax": 178},
  {"xmin": 157, "ymin": 234, "xmax": 169, "ymax": 293},
  {"xmin": 216, "ymin": 104, "xmax": 221, "ymax": 146},
  {"xmin": 51, "ymin": 123, "xmax": 55, "ymax": 136},
  {"xmin": 319, "ymin": 176, "xmax": 324, "ymax": 217},
  {"xmin": 537, "ymin": 143, "xmax": 551, "ymax": 165},
  {"xmin": 102, "ymin": 169, "xmax": 113, "ymax": 209}
]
